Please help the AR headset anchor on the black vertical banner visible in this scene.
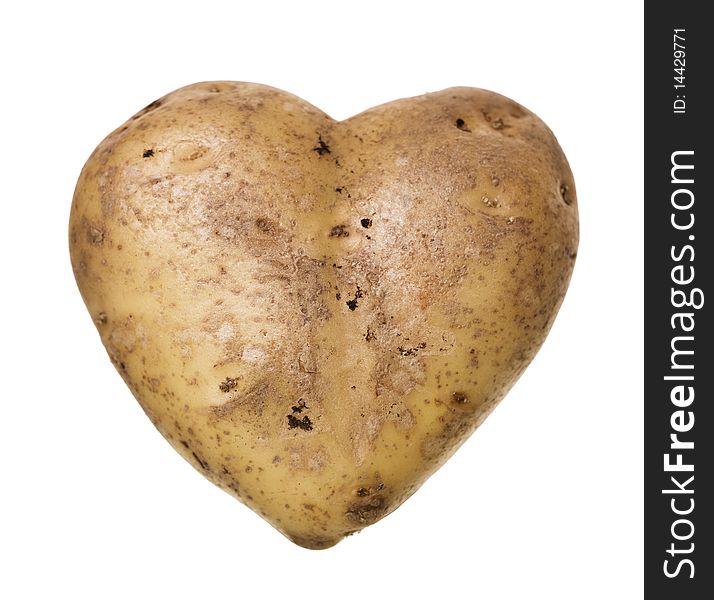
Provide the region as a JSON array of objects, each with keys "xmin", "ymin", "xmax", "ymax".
[{"xmin": 645, "ymin": 4, "xmax": 712, "ymax": 598}]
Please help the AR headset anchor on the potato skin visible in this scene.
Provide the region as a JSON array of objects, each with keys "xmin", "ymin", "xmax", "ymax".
[{"xmin": 69, "ymin": 82, "xmax": 578, "ymax": 549}]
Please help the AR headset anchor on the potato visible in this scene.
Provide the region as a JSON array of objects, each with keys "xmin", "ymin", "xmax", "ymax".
[{"xmin": 69, "ymin": 82, "xmax": 578, "ymax": 549}]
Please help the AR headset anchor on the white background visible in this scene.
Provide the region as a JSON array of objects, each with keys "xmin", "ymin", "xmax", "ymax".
[{"xmin": 1, "ymin": 1, "xmax": 643, "ymax": 598}]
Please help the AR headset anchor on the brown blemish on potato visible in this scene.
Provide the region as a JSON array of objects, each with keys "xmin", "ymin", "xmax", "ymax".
[
  {"xmin": 345, "ymin": 494, "xmax": 386, "ymax": 525},
  {"xmin": 253, "ymin": 216, "xmax": 277, "ymax": 234},
  {"xmin": 452, "ymin": 391, "xmax": 468, "ymax": 404},
  {"xmin": 291, "ymin": 399, "xmax": 307, "ymax": 413},
  {"xmin": 455, "ymin": 118, "xmax": 471, "ymax": 132},
  {"xmin": 287, "ymin": 414, "xmax": 313, "ymax": 431},
  {"xmin": 89, "ymin": 227, "xmax": 104, "ymax": 244},
  {"xmin": 207, "ymin": 379, "xmax": 274, "ymax": 421},
  {"xmin": 398, "ymin": 342, "xmax": 427, "ymax": 357},
  {"xmin": 174, "ymin": 142, "xmax": 208, "ymax": 162},
  {"xmin": 355, "ymin": 481, "xmax": 385, "ymax": 497},
  {"xmin": 142, "ymin": 149, "xmax": 155, "ymax": 158},
  {"xmin": 329, "ymin": 224, "xmax": 349, "ymax": 238},
  {"xmin": 345, "ymin": 286, "xmax": 364, "ymax": 311},
  {"xmin": 81, "ymin": 216, "xmax": 105, "ymax": 246},
  {"xmin": 481, "ymin": 109, "xmax": 507, "ymax": 130},
  {"xmin": 559, "ymin": 183, "xmax": 573, "ymax": 205},
  {"xmin": 312, "ymin": 136, "xmax": 331, "ymax": 156},
  {"xmin": 192, "ymin": 451, "xmax": 210, "ymax": 471},
  {"xmin": 219, "ymin": 377, "xmax": 240, "ymax": 393}
]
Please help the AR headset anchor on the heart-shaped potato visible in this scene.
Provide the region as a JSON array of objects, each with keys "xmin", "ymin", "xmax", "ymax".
[{"xmin": 69, "ymin": 82, "xmax": 578, "ymax": 548}]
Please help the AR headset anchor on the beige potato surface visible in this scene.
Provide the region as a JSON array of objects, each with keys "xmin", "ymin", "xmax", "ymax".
[{"xmin": 69, "ymin": 82, "xmax": 578, "ymax": 549}]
